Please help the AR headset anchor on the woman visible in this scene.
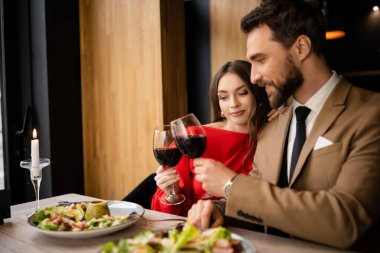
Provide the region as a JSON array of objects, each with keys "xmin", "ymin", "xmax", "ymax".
[{"xmin": 151, "ymin": 60, "xmax": 271, "ymax": 216}]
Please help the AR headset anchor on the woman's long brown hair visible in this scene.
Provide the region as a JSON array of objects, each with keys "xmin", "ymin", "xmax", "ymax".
[{"xmin": 209, "ymin": 60, "xmax": 271, "ymax": 163}]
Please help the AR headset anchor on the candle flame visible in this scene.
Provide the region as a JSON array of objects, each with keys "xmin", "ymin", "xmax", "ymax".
[{"xmin": 33, "ymin": 128, "xmax": 37, "ymax": 139}]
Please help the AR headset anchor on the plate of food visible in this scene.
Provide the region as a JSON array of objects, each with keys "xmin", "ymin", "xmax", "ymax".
[
  {"xmin": 27, "ymin": 200, "xmax": 144, "ymax": 239},
  {"xmin": 99, "ymin": 221, "xmax": 256, "ymax": 252}
]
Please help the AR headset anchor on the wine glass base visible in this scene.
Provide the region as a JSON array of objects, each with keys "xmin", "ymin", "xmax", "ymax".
[{"xmin": 160, "ymin": 194, "xmax": 186, "ymax": 206}]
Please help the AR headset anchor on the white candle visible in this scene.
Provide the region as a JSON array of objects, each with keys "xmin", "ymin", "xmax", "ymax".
[{"xmin": 31, "ymin": 129, "xmax": 41, "ymax": 175}]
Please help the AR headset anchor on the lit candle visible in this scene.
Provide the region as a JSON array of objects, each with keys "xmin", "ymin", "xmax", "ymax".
[{"xmin": 31, "ymin": 129, "xmax": 41, "ymax": 178}]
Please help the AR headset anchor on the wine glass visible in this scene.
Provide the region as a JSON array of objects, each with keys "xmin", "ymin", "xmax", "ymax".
[
  {"xmin": 170, "ymin": 113, "xmax": 207, "ymax": 159},
  {"xmin": 170, "ymin": 113, "xmax": 210, "ymax": 199},
  {"xmin": 20, "ymin": 158, "xmax": 50, "ymax": 213},
  {"xmin": 153, "ymin": 125, "xmax": 185, "ymax": 205}
]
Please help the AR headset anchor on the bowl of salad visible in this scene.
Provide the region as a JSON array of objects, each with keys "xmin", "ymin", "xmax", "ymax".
[{"xmin": 27, "ymin": 200, "xmax": 143, "ymax": 239}]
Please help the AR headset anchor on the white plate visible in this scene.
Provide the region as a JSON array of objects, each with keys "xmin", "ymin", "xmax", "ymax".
[
  {"xmin": 232, "ymin": 233, "xmax": 257, "ymax": 253},
  {"xmin": 27, "ymin": 200, "xmax": 144, "ymax": 239}
]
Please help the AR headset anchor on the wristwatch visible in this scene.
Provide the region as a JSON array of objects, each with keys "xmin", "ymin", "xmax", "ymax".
[{"xmin": 223, "ymin": 174, "xmax": 238, "ymax": 199}]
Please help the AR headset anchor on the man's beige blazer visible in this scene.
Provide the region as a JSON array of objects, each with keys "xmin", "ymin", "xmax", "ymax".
[{"xmin": 226, "ymin": 79, "xmax": 380, "ymax": 249}]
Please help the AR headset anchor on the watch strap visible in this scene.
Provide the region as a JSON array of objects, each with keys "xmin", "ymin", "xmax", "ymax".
[{"xmin": 213, "ymin": 201, "xmax": 226, "ymax": 214}]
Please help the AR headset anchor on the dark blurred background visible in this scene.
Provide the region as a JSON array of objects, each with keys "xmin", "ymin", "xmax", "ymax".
[{"xmin": 323, "ymin": 0, "xmax": 380, "ymax": 92}]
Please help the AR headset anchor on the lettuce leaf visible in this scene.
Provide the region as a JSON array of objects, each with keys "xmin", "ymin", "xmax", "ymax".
[
  {"xmin": 39, "ymin": 219, "xmax": 59, "ymax": 231},
  {"xmin": 170, "ymin": 222, "xmax": 199, "ymax": 253},
  {"xmin": 205, "ymin": 227, "xmax": 231, "ymax": 248},
  {"xmin": 99, "ymin": 242, "xmax": 116, "ymax": 253},
  {"xmin": 34, "ymin": 209, "xmax": 51, "ymax": 224}
]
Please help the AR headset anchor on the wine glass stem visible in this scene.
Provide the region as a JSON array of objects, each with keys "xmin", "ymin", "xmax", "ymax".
[
  {"xmin": 165, "ymin": 167, "xmax": 179, "ymax": 203},
  {"xmin": 31, "ymin": 178, "xmax": 41, "ymax": 212},
  {"xmin": 169, "ymin": 182, "xmax": 178, "ymax": 196}
]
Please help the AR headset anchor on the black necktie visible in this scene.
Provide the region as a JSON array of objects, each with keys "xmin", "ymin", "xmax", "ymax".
[{"xmin": 289, "ymin": 106, "xmax": 311, "ymax": 181}]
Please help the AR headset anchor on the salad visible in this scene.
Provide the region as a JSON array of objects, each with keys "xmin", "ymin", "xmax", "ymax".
[
  {"xmin": 33, "ymin": 202, "xmax": 129, "ymax": 231},
  {"xmin": 100, "ymin": 221, "xmax": 243, "ymax": 253}
]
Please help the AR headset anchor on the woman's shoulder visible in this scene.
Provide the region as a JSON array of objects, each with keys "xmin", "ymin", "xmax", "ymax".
[
  {"xmin": 204, "ymin": 121, "xmax": 225, "ymax": 129},
  {"xmin": 203, "ymin": 122, "xmax": 249, "ymax": 136},
  {"xmin": 203, "ymin": 122, "xmax": 229, "ymax": 134}
]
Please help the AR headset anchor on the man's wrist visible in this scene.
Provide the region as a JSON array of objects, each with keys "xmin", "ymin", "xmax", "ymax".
[
  {"xmin": 213, "ymin": 201, "xmax": 226, "ymax": 214},
  {"xmin": 223, "ymin": 174, "xmax": 238, "ymax": 199}
]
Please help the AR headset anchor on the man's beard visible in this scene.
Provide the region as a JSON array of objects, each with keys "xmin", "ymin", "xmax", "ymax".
[{"xmin": 258, "ymin": 57, "xmax": 303, "ymax": 109}]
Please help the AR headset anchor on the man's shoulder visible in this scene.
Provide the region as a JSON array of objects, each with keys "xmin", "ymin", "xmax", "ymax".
[
  {"xmin": 339, "ymin": 78, "xmax": 380, "ymax": 102},
  {"xmin": 345, "ymin": 85, "xmax": 380, "ymax": 118},
  {"xmin": 350, "ymin": 85, "xmax": 380, "ymax": 101}
]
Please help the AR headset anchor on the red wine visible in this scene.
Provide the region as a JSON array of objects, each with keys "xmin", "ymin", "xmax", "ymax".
[
  {"xmin": 174, "ymin": 135, "xmax": 207, "ymax": 158},
  {"xmin": 153, "ymin": 147, "xmax": 182, "ymax": 167}
]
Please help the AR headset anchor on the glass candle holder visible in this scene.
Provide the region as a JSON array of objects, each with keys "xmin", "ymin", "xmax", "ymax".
[{"xmin": 20, "ymin": 158, "xmax": 50, "ymax": 212}]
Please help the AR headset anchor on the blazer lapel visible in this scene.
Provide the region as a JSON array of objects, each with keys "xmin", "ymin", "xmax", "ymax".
[
  {"xmin": 289, "ymin": 79, "xmax": 351, "ymax": 186},
  {"xmin": 266, "ymin": 105, "xmax": 293, "ymax": 185}
]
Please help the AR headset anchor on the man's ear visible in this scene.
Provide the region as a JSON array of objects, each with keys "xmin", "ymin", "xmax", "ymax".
[{"xmin": 292, "ymin": 35, "xmax": 312, "ymax": 62}]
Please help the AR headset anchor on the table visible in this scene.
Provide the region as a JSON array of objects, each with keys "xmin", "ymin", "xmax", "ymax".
[{"xmin": 0, "ymin": 194, "xmax": 356, "ymax": 253}]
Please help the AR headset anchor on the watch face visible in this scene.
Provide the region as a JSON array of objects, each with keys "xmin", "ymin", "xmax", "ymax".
[{"xmin": 224, "ymin": 183, "xmax": 232, "ymax": 198}]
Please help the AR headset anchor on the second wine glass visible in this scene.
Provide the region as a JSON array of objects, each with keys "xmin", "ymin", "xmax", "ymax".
[
  {"xmin": 170, "ymin": 113, "xmax": 207, "ymax": 159},
  {"xmin": 153, "ymin": 125, "xmax": 185, "ymax": 205},
  {"xmin": 170, "ymin": 114, "xmax": 209, "ymax": 199}
]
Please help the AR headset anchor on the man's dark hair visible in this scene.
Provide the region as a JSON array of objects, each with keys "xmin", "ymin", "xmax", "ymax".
[{"xmin": 241, "ymin": 0, "xmax": 326, "ymax": 55}]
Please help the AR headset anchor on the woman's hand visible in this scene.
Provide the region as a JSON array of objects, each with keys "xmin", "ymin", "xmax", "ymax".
[
  {"xmin": 267, "ymin": 107, "xmax": 286, "ymax": 121},
  {"xmin": 154, "ymin": 166, "xmax": 179, "ymax": 194}
]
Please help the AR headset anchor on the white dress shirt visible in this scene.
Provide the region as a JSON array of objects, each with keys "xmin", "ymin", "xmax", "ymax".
[{"xmin": 286, "ymin": 71, "xmax": 341, "ymax": 181}]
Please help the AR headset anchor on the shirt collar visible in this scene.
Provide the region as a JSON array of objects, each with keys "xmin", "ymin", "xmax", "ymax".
[{"xmin": 293, "ymin": 70, "xmax": 340, "ymax": 114}]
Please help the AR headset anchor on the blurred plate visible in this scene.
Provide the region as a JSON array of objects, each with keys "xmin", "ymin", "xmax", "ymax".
[
  {"xmin": 100, "ymin": 230, "xmax": 256, "ymax": 252},
  {"xmin": 27, "ymin": 200, "xmax": 144, "ymax": 239},
  {"xmin": 232, "ymin": 233, "xmax": 257, "ymax": 253}
]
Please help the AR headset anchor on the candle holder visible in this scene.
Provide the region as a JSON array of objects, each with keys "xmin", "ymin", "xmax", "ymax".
[{"xmin": 20, "ymin": 158, "xmax": 50, "ymax": 213}]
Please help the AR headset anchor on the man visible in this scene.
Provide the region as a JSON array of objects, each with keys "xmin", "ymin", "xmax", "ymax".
[{"xmin": 188, "ymin": 0, "xmax": 380, "ymax": 250}]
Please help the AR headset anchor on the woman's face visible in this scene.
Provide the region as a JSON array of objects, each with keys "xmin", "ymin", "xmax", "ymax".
[{"xmin": 217, "ymin": 72, "xmax": 254, "ymax": 132}]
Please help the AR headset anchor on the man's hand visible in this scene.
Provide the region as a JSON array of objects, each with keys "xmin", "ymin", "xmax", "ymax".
[
  {"xmin": 154, "ymin": 166, "xmax": 179, "ymax": 194},
  {"xmin": 187, "ymin": 200, "xmax": 224, "ymax": 228},
  {"xmin": 193, "ymin": 158, "xmax": 236, "ymax": 197}
]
